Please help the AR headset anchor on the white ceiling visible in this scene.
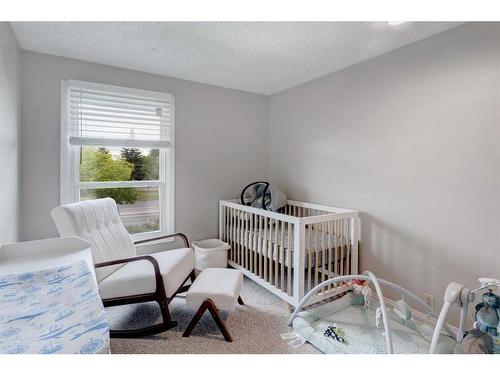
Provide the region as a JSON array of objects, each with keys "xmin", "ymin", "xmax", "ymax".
[{"xmin": 11, "ymin": 22, "xmax": 461, "ymax": 95}]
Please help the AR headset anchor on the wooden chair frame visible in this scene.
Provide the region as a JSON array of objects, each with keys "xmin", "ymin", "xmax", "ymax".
[
  {"xmin": 95, "ymin": 232, "xmax": 195, "ymax": 338},
  {"xmin": 182, "ymin": 296, "xmax": 244, "ymax": 342}
]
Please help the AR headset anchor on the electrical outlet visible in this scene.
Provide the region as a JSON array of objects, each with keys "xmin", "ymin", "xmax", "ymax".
[{"xmin": 424, "ymin": 293, "xmax": 435, "ymax": 310}]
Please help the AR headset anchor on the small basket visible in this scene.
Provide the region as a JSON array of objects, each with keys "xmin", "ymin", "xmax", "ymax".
[{"xmin": 192, "ymin": 239, "xmax": 231, "ymax": 270}]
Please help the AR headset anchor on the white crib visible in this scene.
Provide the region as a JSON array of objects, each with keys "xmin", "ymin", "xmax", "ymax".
[{"xmin": 219, "ymin": 199, "xmax": 360, "ymax": 308}]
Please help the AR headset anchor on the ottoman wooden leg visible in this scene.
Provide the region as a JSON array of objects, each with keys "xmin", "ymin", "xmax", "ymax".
[
  {"xmin": 183, "ymin": 299, "xmax": 233, "ymax": 342},
  {"xmin": 189, "ymin": 270, "xmax": 196, "ymax": 283}
]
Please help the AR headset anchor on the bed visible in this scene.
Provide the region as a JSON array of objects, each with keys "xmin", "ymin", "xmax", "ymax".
[{"xmin": 220, "ymin": 199, "xmax": 360, "ymax": 308}]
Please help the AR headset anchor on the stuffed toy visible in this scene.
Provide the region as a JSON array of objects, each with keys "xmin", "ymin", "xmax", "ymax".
[
  {"xmin": 350, "ymin": 279, "xmax": 373, "ymax": 308},
  {"xmin": 474, "ymin": 291, "xmax": 500, "ymax": 337}
]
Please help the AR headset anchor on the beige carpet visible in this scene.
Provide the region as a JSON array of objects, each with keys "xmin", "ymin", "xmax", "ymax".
[{"xmin": 108, "ymin": 277, "xmax": 320, "ymax": 354}]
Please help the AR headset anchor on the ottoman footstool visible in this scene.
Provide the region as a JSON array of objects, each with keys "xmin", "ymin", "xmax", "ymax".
[{"xmin": 183, "ymin": 268, "xmax": 244, "ymax": 342}]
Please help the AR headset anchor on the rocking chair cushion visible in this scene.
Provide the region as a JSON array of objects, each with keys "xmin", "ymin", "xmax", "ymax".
[
  {"xmin": 98, "ymin": 247, "xmax": 194, "ymax": 300},
  {"xmin": 51, "ymin": 198, "xmax": 137, "ymax": 282}
]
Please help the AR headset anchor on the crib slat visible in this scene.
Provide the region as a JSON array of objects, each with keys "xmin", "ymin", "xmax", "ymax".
[
  {"xmin": 287, "ymin": 222, "xmax": 292, "ymax": 296},
  {"xmin": 239, "ymin": 209, "xmax": 243, "ymax": 266},
  {"xmin": 229, "ymin": 208, "xmax": 233, "ymax": 261},
  {"xmin": 233, "ymin": 208, "xmax": 236, "ymax": 262},
  {"xmin": 314, "ymin": 222, "xmax": 319, "ymax": 288},
  {"xmin": 240, "ymin": 210, "xmax": 243, "ymax": 267},
  {"xmin": 226, "ymin": 206, "xmax": 229, "ymax": 244},
  {"xmin": 243, "ymin": 212, "xmax": 247, "ymax": 269},
  {"xmin": 342, "ymin": 219, "xmax": 347, "ymax": 274},
  {"xmin": 269, "ymin": 218, "xmax": 274, "ymax": 285},
  {"xmin": 236, "ymin": 210, "xmax": 241, "ymax": 266},
  {"xmin": 262, "ymin": 217, "xmax": 268, "ymax": 281},
  {"xmin": 321, "ymin": 221, "xmax": 326, "ymax": 292},
  {"xmin": 250, "ymin": 212, "xmax": 254, "ymax": 274},
  {"xmin": 274, "ymin": 218, "xmax": 279, "ymax": 288},
  {"xmin": 347, "ymin": 218, "xmax": 350, "ymax": 274},
  {"xmin": 307, "ymin": 224, "xmax": 312, "ymax": 292},
  {"xmin": 240, "ymin": 210, "xmax": 243, "ymax": 266},
  {"xmin": 245, "ymin": 213, "xmax": 249, "ymax": 268},
  {"xmin": 256, "ymin": 214, "xmax": 260, "ymax": 277},
  {"xmin": 222, "ymin": 205, "xmax": 226, "ymax": 243},
  {"xmin": 280, "ymin": 221, "xmax": 285, "ymax": 292},
  {"xmin": 259, "ymin": 215, "xmax": 264, "ymax": 278},
  {"xmin": 255, "ymin": 214, "xmax": 258, "ymax": 274},
  {"xmin": 223, "ymin": 206, "xmax": 226, "ymax": 246},
  {"xmin": 236, "ymin": 209, "xmax": 240, "ymax": 265},
  {"xmin": 234, "ymin": 208, "xmax": 237, "ymax": 263},
  {"xmin": 245, "ymin": 212, "xmax": 248, "ymax": 268},
  {"xmin": 336, "ymin": 219, "xmax": 340, "ymax": 278},
  {"xmin": 340, "ymin": 219, "xmax": 345, "ymax": 276},
  {"xmin": 262, "ymin": 217, "xmax": 269, "ymax": 281},
  {"xmin": 247, "ymin": 213, "xmax": 251, "ymax": 270},
  {"xmin": 346, "ymin": 219, "xmax": 351, "ymax": 275},
  {"xmin": 327, "ymin": 220, "xmax": 332, "ymax": 292},
  {"xmin": 233, "ymin": 210, "xmax": 238, "ymax": 262},
  {"xmin": 260, "ymin": 215, "xmax": 264, "ymax": 279},
  {"xmin": 227, "ymin": 208, "xmax": 231, "ymax": 260},
  {"xmin": 245, "ymin": 212, "xmax": 248, "ymax": 269},
  {"xmin": 263, "ymin": 216, "xmax": 268, "ymax": 282},
  {"xmin": 344, "ymin": 218, "xmax": 348, "ymax": 275},
  {"xmin": 337, "ymin": 219, "xmax": 340, "ymax": 276},
  {"xmin": 253, "ymin": 213, "xmax": 257, "ymax": 275},
  {"xmin": 233, "ymin": 208, "xmax": 236, "ymax": 264}
]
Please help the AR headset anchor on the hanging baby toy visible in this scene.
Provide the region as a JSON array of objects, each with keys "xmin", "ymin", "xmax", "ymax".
[{"xmin": 350, "ymin": 279, "xmax": 373, "ymax": 308}]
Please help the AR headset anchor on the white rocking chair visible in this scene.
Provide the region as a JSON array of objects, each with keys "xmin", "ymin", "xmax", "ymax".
[{"xmin": 51, "ymin": 197, "xmax": 195, "ymax": 338}]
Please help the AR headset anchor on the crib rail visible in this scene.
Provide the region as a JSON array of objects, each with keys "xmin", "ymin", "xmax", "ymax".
[{"xmin": 219, "ymin": 199, "xmax": 360, "ymax": 307}]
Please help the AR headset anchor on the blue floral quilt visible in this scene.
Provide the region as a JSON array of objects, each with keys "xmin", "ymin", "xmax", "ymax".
[{"xmin": 0, "ymin": 260, "xmax": 110, "ymax": 354}]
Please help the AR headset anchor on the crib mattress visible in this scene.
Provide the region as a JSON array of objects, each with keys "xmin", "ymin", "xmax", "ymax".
[
  {"xmin": 0, "ymin": 260, "xmax": 110, "ymax": 354},
  {"xmin": 293, "ymin": 293, "xmax": 457, "ymax": 354},
  {"xmin": 234, "ymin": 229, "xmax": 346, "ymax": 267}
]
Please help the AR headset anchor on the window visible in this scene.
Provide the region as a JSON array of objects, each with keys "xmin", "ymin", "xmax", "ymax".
[{"xmin": 60, "ymin": 80, "xmax": 174, "ymax": 240}]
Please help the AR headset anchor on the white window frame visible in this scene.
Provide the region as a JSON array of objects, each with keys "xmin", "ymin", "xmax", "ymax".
[{"xmin": 60, "ymin": 80, "xmax": 175, "ymax": 241}]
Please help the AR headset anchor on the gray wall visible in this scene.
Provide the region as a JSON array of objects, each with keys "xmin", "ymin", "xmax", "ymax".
[
  {"xmin": 20, "ymin": 51, "xmax": 268, "ymax": 242},
  {"xmin": 268, "ymin": 23, "xmax": 500, "ymax": 310},
  {"xmin": 0, "ymin": 23, "xmax": 21, "ymax": 243}
]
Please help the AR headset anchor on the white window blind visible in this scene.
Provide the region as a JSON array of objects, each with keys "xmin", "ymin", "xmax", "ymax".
[{"xmin": 68, "ymin": 84, "xmax": 172, "ymax": 148}]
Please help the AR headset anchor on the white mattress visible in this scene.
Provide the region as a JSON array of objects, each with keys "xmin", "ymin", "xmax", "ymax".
[
  {"xmin": 0, "ymin": 260, "xmax": 110, "ymax": 354},
  {"xmin": 233, "ymin": 229, "xmax": 345, "ymax": 267},
  {"xmin": 293, "ymin": 293, "xmax": 457, "ymax": 354}
]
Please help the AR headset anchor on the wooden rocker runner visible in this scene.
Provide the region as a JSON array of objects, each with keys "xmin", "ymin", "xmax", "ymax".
[{"xmin": 183, "ymin": 268, "xmax": 244, "ymax": 342}]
